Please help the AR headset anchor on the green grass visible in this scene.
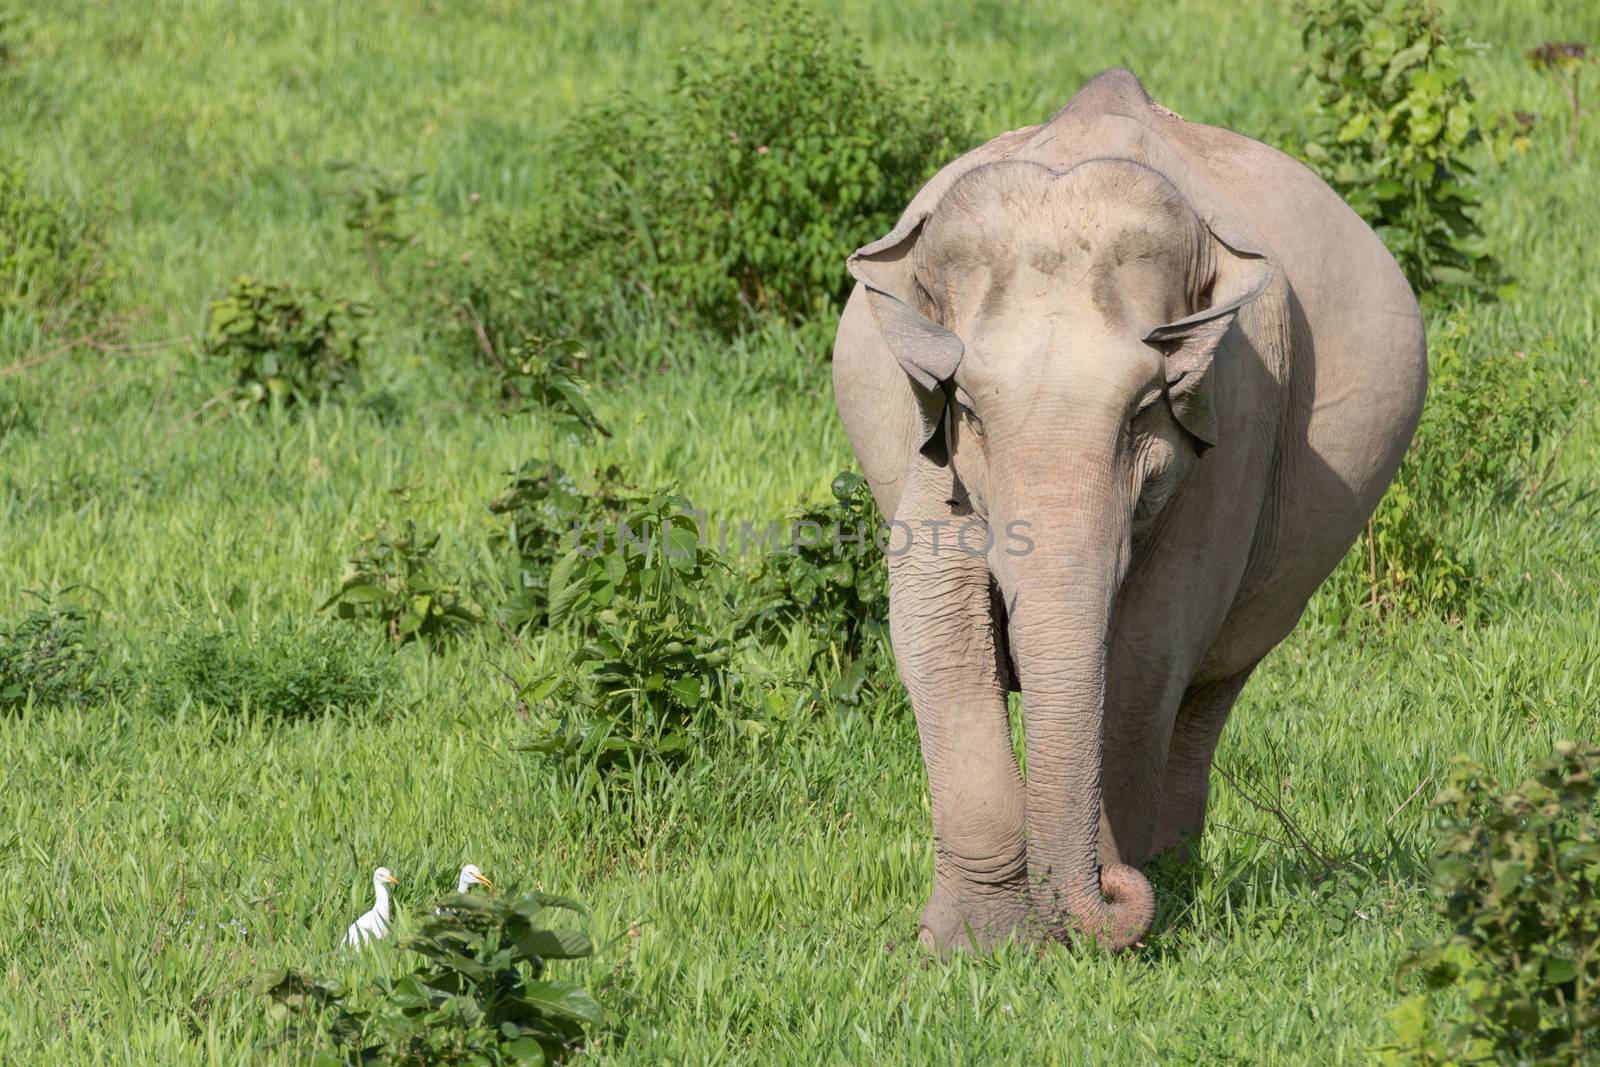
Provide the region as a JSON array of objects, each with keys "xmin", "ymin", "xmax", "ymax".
[{"xmin": 2, "ymin": 0, "xmax": 1599, "ymax": 1062}]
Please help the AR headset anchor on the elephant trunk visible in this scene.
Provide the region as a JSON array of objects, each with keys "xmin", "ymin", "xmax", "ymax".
[{"xmin": 990, "ymin": 424, "xmax": 1155, "ymax": 951}]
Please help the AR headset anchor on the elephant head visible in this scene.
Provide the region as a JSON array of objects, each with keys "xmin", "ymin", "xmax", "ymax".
[{"xmin": 850, "ymin": 157, "xmax": 1275, "ymax": 949}]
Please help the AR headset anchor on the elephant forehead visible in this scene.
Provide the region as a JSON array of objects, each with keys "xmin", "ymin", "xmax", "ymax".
[
  {"xmin": 959, "ymin": 308, "xmax": 1163, "ymax": 399},
  {"xmin": 919, "ymin": 216, "xmax": 1198, "ymax": 336},
  {"xmin": 931, "ymin": 240, "xmax": 1182, "ymax": 344}
]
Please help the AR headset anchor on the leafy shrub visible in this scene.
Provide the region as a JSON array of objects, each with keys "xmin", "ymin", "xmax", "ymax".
[
  {"xmin": 524, "ymin": 490, "xmax": 733, "ymax": 781},
  {"xmin": 323, "ymin": 521, "xmax": 483, "ymax": 644},
  {"xmin": 203, "ymin": 277, "xmax": 372, "ymax": 408},
  {"xmin": 494, "ymin": 338, "xmax": 609, "ymax": 435},
  {"xmin": 403, "ymin": 206, "xmax": 572, "ymax": 372},
  {"xmin": 402, "ymin": 225, "xmax": 612, "ymax": 428},
  {"xmin": 409, "ymin": 4, "xmax": 971, "ymax": 347},
  {"xmin": 490, "ymin": 460, "xmax": 585, "ymax": 630},
  {"xmin": 0, "ymin": 588, "xmax": 108, "ymax": 712},
  {"xmin": 488, "ymin": 461, "xmax": 636, "ymax": 631},
  {"xmin": 1526, "ymin": 42, "xmax": 1596, "ymax": 166},
  {"xmin": 1382, "ymin": 742, "xmax": 1600, "ymax": 1065},
  {"xmin": 1296, "ymin": 0, "xmax": 1499, "ymax": 295},
  {"xmin": 1329, "ymin": 319, "xmax": 1587, "ymax": 620},
  {"xmin": 659, "ymin": 5, "xmax": 971, "ymax": 327},
  {"xmin": 327, "ymin": 162, "xmax": 424, "ymax": 281},
  {"xmin": 743, "ymin": 471, "xmax": 887, "ymax": 672},
  {"xmin": 150, "ymin": 621, "xmax": 393, "ymax": 721},
  {"xmin": 0, "ymin": 9, "xmax": 22, "ymax": 72},
  {"xmin": 263, "ymin": 891, "xmax": 601, "ymax": 1064},
  {"xmin": 0, "ymin": 160, "xmax": 114, "ymax": 337}
]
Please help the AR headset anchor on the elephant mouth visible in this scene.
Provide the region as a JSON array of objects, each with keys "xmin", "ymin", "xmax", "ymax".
[{"xmin": 989, "ymin": 578, "xmax": 1021, "ymax": 695}]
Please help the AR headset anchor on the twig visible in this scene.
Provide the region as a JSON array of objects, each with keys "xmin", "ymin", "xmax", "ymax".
[
  {"xmin": 455, "ymin": 297, "xmax": 525, "ymax": 403},
  {"xmin": 175, "ymin": 390, "xmax": 231, "ymax": 428},
  {"xmin": 457, "ymin": 299, "xmax": 502, "ymax": 370},
  {"xmin": 0, "ymin": 347, "xmax": 70, "ymax": 379},
  {"xmin": 1365, "ymin": 515, "xmax": 1379, "ymax": 611},
  {"xmin": 1552, "ymin": 64, "xmax": 1598, "ymax": 164},
  {"xmin": 1523, "ymin": 399, "xmax": 1597, "ymax": 503},
  {"xmin": 1386, "ymin": 776, "xmax": 1431, "ymax": 825},
  {"xmin": 0, "ymin": 311, "xmax": 184, "ymax": 378},
  {"xmin": 100, "ymin": 334, "xmax": 191, "ymax": 355},
  {"xmin": 1207, "ymin": 820, "xmax": 1300, "ymax": 851},
  {"xmin": 1215, "ymin": 759, "xmax": 1342, "ymax": 870}
]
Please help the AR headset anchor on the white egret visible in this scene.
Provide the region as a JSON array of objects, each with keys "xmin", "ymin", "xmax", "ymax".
[
  {"xmin": 345, "ymin": 867, "xmax": 399, "ymax": 947},
  {"xmin": 455, "ymin": 864, "xmax": 492, "ymax": 894},
  {"xmin": 435, "ymin": 863, "xmax": 493, "ymax": 914}
]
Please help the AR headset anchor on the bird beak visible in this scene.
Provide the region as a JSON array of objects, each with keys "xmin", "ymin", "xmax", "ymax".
[
  {"xmin": 383, "ymin": 873, "xmax": 399, "ymax": 885},
  {"xmin": 473, "ymin": 873, "xmax": 493, "ymax": 887}
]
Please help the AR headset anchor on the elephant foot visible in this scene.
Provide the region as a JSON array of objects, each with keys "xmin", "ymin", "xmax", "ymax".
[{"xmin": 917, "ymin": 882, "xmax": 1035, "ymax": 954}]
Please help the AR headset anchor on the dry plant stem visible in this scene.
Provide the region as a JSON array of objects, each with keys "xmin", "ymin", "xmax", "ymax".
[
  {"xmin": 1214, "ymin": 761, "xmax": 1341, "ymax": 870},
  {"xmin": 1366, "ymin": 515, "xmax": 1379, "ymax": 612},
  {"xmin": 1523, "ymin": 399, "xmax": 1597, "ymax": 502},
  {"xmin": 0, "ymin": 315, "xmax": 180, "ymax": 378},
  {"xmin": 1551, "ymin": 64, "xmax": 1598, "ymax": 164},
  {"xmin": 1386, "ymin": 776, "xmax": 1431, "ymax": 825},
  {"xmin": 456, "ymin": 296, "xmax": 526, "ymax": 404}
]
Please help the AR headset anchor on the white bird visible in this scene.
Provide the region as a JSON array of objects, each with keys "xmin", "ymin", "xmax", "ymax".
[
  {"xmin": 436, "ymin": 863, "xmax": 493, "ymax": 914},
  {"xmin": 345, "ymin": 867, "xmax": 399, "ymax": 947},
  {"xmin": 455, "ymin": 864, "xmax": 493, "ymax": 895}
]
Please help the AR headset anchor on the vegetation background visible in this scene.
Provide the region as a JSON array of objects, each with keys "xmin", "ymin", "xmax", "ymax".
[{"xmin": 0, "ymin": 0, "xmax": 1596, "ymax": 1062}]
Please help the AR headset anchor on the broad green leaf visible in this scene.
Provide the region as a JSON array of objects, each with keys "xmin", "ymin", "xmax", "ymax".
[
  {"xmin": 505, "ymin": 1036, "xmax": 546, "ymax": 1065},
  {"xmin": 322, "ymin": 581, "xmax": 391, "ymax": 609},
  {"xmin": 669, "ymin": 674, "xmax": 704, "ymax": 707},
  {"xmin": 546, "ymin": 549, "xmax": 585, "ymax": 625},
  {"xmin": 514, "ymin": 927, "xmax": 594, "ymax": 961},
  {"xmin": 517, "ymin": 980, "xmax": 604, "ymax": 1026}
]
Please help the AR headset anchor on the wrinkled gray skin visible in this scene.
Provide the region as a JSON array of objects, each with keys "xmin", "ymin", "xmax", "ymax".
[{"xmin": 832, "ymin": 70, "xmax": 1425, "ymax": 953}]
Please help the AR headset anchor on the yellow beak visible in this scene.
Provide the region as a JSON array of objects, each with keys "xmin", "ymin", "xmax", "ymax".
[
  {"xmin": 473, "ymin": 872, "xmax": 493, "ymax": 887},
  {"xmin": 383, "ymin": 873, "xmax": 399, "ymax": 885}
]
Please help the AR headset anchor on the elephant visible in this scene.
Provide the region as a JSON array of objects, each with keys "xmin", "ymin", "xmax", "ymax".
[{"xmin": 832, "ymin": 70, "xmax": 1425, "ymax": 953}]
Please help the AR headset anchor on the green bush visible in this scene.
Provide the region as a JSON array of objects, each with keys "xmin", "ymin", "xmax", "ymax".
[
  {"xmin": 1296, "ymin": 0, "xmax": 1499, "ymax": 296},
  {"xmin": 203, "ymin": 276, "xmax": 372, "ymax": 408},
  {"xmin": 401, "ymin": 223, "xmax": 614, "ymax": 427},
  {"xmin": 1526, "ymin": 42, "xmax": 1597, "ymax": 165},
  {"xmin": 1382, "ymin": 742, "xmax": 1600, "ymax": 1065},
  {"xmin": 489, "ymin": 461, "xmax": 637, "ymax": 631},
  {"xmin": 263, "ymin": 891, "xmax": 601, "ymax": 1064},
  {"xmin": 403, "ymin": 205, "xmax": 576, "ymax": 373},
  {"xmin": 323, "ymin": 521, "xmax": 483, "ymax": 645},
  {"xmin": 523, "ymin": 489, "xmax": 734, "ymax": 782},
  {"xmin": 150, "ymin": 621, "xmax": 394, "ymax": 721},
  {"xmin": 494, "ymin": 338, "xmax": 609, "ymax": 436},
  {"xmin": 660, "ymin": 5, "xmax": 971, "ymax": 327},
  {"xmin": 743, "ymin": 471, "xmax": 888, "ymax": 674},
  {"xmin": 1328, "ymin": 319, "xmax": 1586, "ymax": 621},
  {"xmin": 0, "ymin": 10, "xmax": 22, "ymax": 72},
  {"xmin": 409, "ymin": 3, "xmax": 971, "ymax": 348},
  {"xmin": 326, "ymin": 161, "xmax": 424, "ymax": 281},
  {"xmin": 0, "ymin": 588, "xmax": 109, "ymax": 712},
  {"xmin": 0, "ymin": 160, "xmax": 114, "ymax": 338}
]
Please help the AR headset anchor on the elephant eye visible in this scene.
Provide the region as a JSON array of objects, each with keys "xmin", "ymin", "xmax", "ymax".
[
  {"xmin": 1131, "ymin": 384, "xmax": 1163, "ymax": 421},
  {"xmin": 953, "ymin": 385, "xmax": 984, "ymax": 436},
  {"xmin": 913, "ymin": 276, "xmax": 942, "ymax": 322}
]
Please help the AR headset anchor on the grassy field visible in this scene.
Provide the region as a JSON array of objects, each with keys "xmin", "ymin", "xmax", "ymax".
[{"xmin": 2, "ymin": 0, "xmax": 1598, "ymax": 1062}]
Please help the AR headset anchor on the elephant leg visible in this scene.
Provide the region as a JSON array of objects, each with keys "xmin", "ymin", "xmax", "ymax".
[
  {"xmin": 888, "ymin": 459, "xmax": 1030, "ymax": 952},
  {"xmin": 1097, "ymin": 658, "xmax": 1187, "ymax": 870},
  {"xmin": 1149, "ymin": 665, "xmax": 1257, "ymax": 858}
]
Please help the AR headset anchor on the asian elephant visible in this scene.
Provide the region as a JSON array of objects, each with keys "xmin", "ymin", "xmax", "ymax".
[{"xmin": 832, "ymin": 70, "xmax": 1425, "ymax": 953}]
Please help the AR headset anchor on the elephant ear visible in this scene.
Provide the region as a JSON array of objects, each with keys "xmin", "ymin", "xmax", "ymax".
[
  {"xmin": 842, "ymin": 127, "xmax": 1040, "ymax": 466},
  {"xmin": 848, "ymin": 222, "xmax": 964, "ymax": 464},
  {"xmin": 1143, "ymin": 247, "xmax": 1276, "ymax": 450}
]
